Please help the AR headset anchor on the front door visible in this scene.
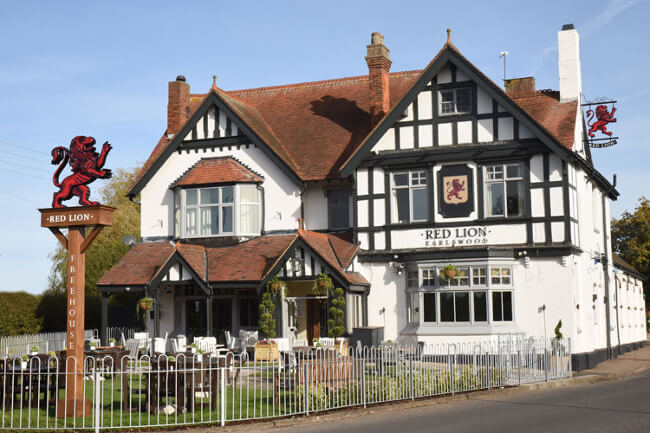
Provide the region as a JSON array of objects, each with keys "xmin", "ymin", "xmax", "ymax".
[{"xmin": 306, "ymin": 299, "xmax": 322, "ymax": 343}]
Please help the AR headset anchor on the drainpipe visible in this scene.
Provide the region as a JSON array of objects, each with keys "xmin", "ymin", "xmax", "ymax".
[
  {"xmin": 614, "ymin": 274, "xmax": 622, "ymax": 356},
  {"xmin": 601, "ymin": 194, "xmax": 612, "ymax": 358}
]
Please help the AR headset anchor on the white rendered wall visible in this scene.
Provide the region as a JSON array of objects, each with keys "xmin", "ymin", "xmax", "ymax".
[
  {"xmin": 140, "ymin": 144, "xmax": 302, "ymax": 239},
  {"xmin": 303, "ymin": 184, "xmax": 328, "ymax": 231}
]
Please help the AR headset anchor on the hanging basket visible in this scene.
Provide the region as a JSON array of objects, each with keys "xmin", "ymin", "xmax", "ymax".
[{"xmin": 443, "ymin": 269, "xmax": 457, "ymax": 279}]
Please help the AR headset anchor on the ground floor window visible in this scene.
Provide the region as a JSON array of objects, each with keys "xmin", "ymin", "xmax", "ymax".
[
  {"xmin": 407, "ymin": 292, "xmax": 420, "ymax": 324},
  {"xmin": 350, "ymin": 294, "xmax": 363, "ymax": 329},
  {"xmin": 440, "ymin": 291, "xmax": 470, "ymax": 322},
  {"xmin": 492, "ymin": 291, "xmax": 513, "ymax": 321}
]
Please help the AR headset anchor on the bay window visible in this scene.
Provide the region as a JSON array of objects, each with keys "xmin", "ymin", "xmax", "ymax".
[
  {"xmin": 391, "ymin": 170, "xmax": 429, "ymax": 223},
  {"xmin": 174, "ymin": 184, "xmax": 261, "ymax": 238},
  {"xmin": 406, "ymin": 264, "xmax": 514, "ymax": 327},
  {"xmin": 484, "ymin": 163, "xmax": 525, "ymax": 217}
]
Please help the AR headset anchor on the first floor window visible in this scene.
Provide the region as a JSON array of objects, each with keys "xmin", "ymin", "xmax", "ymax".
[
  {"xmin": 492, "ymin": 291, "xmax": 513, "ymax": 321},
  {"xmin": 392, "ymin": 171, "xmax": 429, "ymax": 223},
  {"xmin": 328, "ymin": 189, "xmax": 351, "ymax": 230},
  {"xmin": 441, "ymin": 267, "xmax": 469, "ymax": 287},
  {"xmin": 439, "ymin": 87, "xmax": 472, "ymax": 115},
  {"xmin": 484, "ymin": 163, "xmax": 525, "ymax": 217},
  {"xmin": 440, "ymin": 291, "xmax": 470, "ymax": 322},
  {"xmin": 490, "ymin": 268, "xmax": 512, "ymax": 285},
  {"xmin": 423, "ymin": 292, "xmax": 436, "ymax": 322}
]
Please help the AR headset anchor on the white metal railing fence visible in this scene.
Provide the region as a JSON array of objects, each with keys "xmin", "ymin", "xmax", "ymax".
[
  {"xmin": 0, "ymin": 337, "xmax": 571, "ymax": 431},
  {"xmin": 0, "ymin": 331, "xmax": 97, "ymax": 358},
  {"xmin": 105, "ymin": 328, "xmax": 137, "ymax": 346}
]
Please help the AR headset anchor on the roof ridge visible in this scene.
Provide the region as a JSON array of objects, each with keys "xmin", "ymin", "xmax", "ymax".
[{"xmin": 227, "ymin": 69, "xmax": 423, "ymax": 96}]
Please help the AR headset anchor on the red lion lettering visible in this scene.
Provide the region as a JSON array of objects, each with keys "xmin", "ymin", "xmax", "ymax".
[
  {"xmin": 587, "ymin": 105, "xmax": 616, "ymax": 138},
  {"xmin": 447, "ymin": 178, "xmax": 465, "ymax": 201},
  {"xmin": 51, "ymin": 136, "xmax": 112, "ymax": 208}
]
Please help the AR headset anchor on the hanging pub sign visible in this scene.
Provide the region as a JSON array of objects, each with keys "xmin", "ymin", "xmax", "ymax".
[
  {"xmin": 437, "ymin": 164, "xmax": 474, "ymax": 218},
  {"xmin": 582, "ymin": 98, "xmax": 618, "ymax": 148}
]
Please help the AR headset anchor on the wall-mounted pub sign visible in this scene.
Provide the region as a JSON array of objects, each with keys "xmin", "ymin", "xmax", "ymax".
[
  {"xmin": 582, "ymin": 98, "xmax": 618, "ymax": 148},
  {"xmin": 437, "ymin": 164, "xmax": 474, "ymax": 218}
]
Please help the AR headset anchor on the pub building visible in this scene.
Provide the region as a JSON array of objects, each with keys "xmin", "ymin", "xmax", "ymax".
[{"xmin": 98, "ymin": 25, "xmax": 646, "ymax": 370}]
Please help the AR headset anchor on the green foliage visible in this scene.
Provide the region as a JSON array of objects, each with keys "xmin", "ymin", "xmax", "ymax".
[
  {"xmin": 47, "ymin": 168, "xmax": 141, "ymax": 297},
  {"xmin": 258, "ymin": 289, "xmax": 276, "ymax": 338},
  {"xmin": 35, "ymin": 291, "xmax": 101, "ymax": 332},
  {"xmin": 313, "ymin": 273, "xmax": 333, "ymax": 297},
  {"xmin": 136, "ymin": 297, "xmax": 154, "ymax": 319},
  {"xmin": 0, "ymin": 292, "xmax": 42, "ymax": 336},
  {"xmin": 327, "ymin": 287, "xmax": 346, "ymax": 338},
  {"xmin": 266, "ymin": 276, "xmax": 285, "ymax": 298},
  {"xmin": 439, "ymin": 264, "xmax": 458, "ymax": 282},
  {"xmin": 554, "ymin": 319, "xmax": 563, "ymax": 341},
  {"xmin": 612, "ymin": 196, "xmax": 650, "ymax": 303}
]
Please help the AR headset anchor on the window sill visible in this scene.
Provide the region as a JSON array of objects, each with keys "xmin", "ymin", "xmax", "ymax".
[{"xmin": 401, "ymin": 323, "xmax": 521, "ymax": 336}]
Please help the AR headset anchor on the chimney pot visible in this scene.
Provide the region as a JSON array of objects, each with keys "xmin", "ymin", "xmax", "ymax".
[
  {"xmin": 561, "ymin": 24, "xmax": 575, "ymax": 31},
  {"xmin": 366, "ymin": 32, "xmax": 392, "ymax": 120},
  {"xmin": 176, "ymin": 75, "xmax": 186, "ymax": 82}
]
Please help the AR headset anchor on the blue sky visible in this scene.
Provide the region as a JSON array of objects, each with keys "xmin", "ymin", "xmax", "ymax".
[{"xmin": 0, "ymin": 0, "xmax": 647, "ymax": 294}]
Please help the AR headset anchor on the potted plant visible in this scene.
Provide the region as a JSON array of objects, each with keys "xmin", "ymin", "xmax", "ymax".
[
  {"xmin": 254, "ymin": 338, "xmax": 279, "ymax": 361},
  {"xmin": 189, "ymin": 343, "xmax": 197, "ymax": 354},
  {"xmin": 440, "ymin": 264, "xmax": 458, "ymax": 281},
  {"xmin": 312, "ymin": 338, "xmax": 323, "ymax": 348},
  {"xmin": 30, "ymin": 346, "xmax": 39, "ymax": 356},
  {"xmin": 195, "ymin": 349, "xmax": 204, "ymax": 363},
  {"xmin": 136, "ymin": 297, "xmax": 154, "ymax": 319},
  {"xmin": 109, "ymin": 338, "xmax": 116, "ymax": 347},
  {"xmin": 313, "ymin": 273, "xmax": 333, "ymax": 297},
  {"xmin": 89, "ymin": 341, "xmax": 97, "ymax": 351},
  {"xmin": 21, "ymin": 354, "xmax": 29, "ymax": 369},
  {"xmin": 267, "ymin": 276, "xmax": 284, "ymax": 297}
]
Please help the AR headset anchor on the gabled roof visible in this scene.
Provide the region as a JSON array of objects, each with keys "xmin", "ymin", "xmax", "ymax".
[
  {"xmin": 97, "ymin": 230, "xmax": 368, "ymax": 291},
  {"xmin": 339, "ymin": 41, "xmax": 581, "ymax": 176},
  {"xmin": 131, "ymin": 38, "xmax": 605, "ymax": 196},
  {"xmin": 613, "ymin": 254, "xmax": 647, "ymax": 281},
  {"xmin": 171, "ymin": 156, "xmax": 263, "ymax": 188}
]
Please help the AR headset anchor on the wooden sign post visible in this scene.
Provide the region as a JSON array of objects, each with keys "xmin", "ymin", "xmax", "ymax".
[{"xmin": 40, "ymin": 205, "xmax": 114, "ymax": 417}]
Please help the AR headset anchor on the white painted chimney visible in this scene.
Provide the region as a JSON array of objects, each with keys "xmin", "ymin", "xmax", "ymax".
[{"xmin": 558, "ymin": 24, "xmax": 582, "ymax": 103}]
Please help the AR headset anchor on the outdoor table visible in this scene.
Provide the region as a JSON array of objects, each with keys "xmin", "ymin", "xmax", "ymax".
[
  {"xmin": 85, "ymin": 347, "xmax": 129, "ymax": 372},
  {"xmin": 4, "ymin": 362, "xmax": 58, "ymax": 409}
]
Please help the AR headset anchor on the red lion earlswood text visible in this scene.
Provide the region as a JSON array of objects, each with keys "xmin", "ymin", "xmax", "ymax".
[{"xmin": 50, "ymin": 136, "xmax": 112, "ymax": 208}]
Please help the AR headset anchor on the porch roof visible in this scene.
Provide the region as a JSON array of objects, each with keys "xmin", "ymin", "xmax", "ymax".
[{"xmin": 97, "ymin": 230, "xmax": 368, "ymax": 292}]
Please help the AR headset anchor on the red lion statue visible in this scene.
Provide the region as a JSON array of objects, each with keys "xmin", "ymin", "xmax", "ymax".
[
  {"xmin": 447, "ymin": 178, "xmax": 465, "ymax": 201},
  {"xmin": 587, "ymin": 105, "xmax": 616, "ymax": 138},
  {"xmin": 50, "ymin": 136, "xmax": 112, "ymax": 208}
]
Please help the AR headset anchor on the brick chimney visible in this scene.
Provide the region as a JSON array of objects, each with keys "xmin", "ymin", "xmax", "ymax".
[
  {"xmin": 366, "ymin": 32, "xmax": 391, "ymax": 119},
  {"xmin": 167, "ymin": 75, "xmax": 191, "ymax": 137},
  {"xmin": 504, "ymin": 77, "xmax": 535, "ymax": 96}
]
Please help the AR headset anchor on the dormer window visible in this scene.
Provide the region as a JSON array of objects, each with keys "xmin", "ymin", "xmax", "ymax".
[
  {"xmin": 171, "ymin": 157, "xmax": 264, "ymax": 239},
  {"xmin": 439, "ymin": 88, "xmax": 471, "ymax": 115},
  {"xmin": 174, "ymin": 184, "xmax": 261, "ymax": 238}
]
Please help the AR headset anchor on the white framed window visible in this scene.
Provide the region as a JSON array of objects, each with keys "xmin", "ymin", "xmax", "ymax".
[
  {"xmin": 423, "ymin": 292, "xmax": 436, "ymax": 322},
  {"xmin": 421, "ymin": 268, "xmax": 436, "ymax": 287},
  {"xmin": 484, "ymin": 163, "xmax": 525, "ymax": 218},
  {"xmin": 407, "ymin": 292, "xmax": 420, "ymax": 324},
  {"xmin": 440, "ymin": 291, "xmax": 470, "ymax": 322},
  {"xmin": 439, "ymin": 88, "xmax": 472, "ymax": 115},
  {"xmin": 492, "ymin": 291, "xmax": 513, "ymax": 321},
  {"xmin": 471, "ymin": 267, "xmax": 486, "ymax": 285},
  {"xmin": 473, "ymin": 291, "xmax": 488, "ymax": 322},
  {"xmin": 391, "ymin": 170, "xmax": 429, "ymax": 223},
  {"xmin": 490, "ymin": 267, "xmax": 512, "ymax": 285},
  {"xmin": 441, "ymin": 267, "xmax": 469, "ymax": 287},
  {"xmin": 175, "ymin": 184, "xmax": 261, "ymax": 238}
]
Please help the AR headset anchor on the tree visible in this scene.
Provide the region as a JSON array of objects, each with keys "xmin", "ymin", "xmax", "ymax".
[
  {"xmin": 327, "ymin": 287, "xmax": 346, "ymax": 338},
  {"xmin": 612, "ymin": 196, "xmax": 650, "ymax": 303},
  {"xmin": 258, "ymin": 288, "xmax": 276, "ymax": 339},
  {"xmin": 0, "ymin": 292, "xmax": 42, "ymax": 336},
  {"xmin": 43, "ymin": 167, "xmax": 141, "ymax": 330}
]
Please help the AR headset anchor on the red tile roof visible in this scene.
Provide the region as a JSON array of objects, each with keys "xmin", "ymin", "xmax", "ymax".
[
  {"xmin": 97, "ymin": 231, "xmax": 368, "ymax": 288},
  {"xmin": 131, "ymin": 42, "xmax": 577, "ymax": 193},
  {"xmin": 97, "ymin": 242, "xmax": 174, "ymax": 286},
  {"xmin": 172, "ymin": 157, "xmax": 263, "ymax": 188},
  {"xmin": 511, "ymin": 90, "xmax": 577, "ymax": 150}
]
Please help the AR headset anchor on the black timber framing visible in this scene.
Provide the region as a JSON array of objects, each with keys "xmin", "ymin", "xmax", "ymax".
[
  {"xmin": 129, "ymin": 93, "xmax": 302, "ymax": 198},
  {"xmin": 542, "ymin": 153, "xmax": 552, "ymax": 244},
  {"xmin": 339, "ymin": 45, "xmax": 618, "ymax": 200},
  {"xmin": 562, "ymin": 160, "xmax": 572, "ymax": 245},
  {"xmin": 368, "ymin": 166, "xmax": 375, "ymax": 250},
  {"xmin": 524, "ymin": 158, "xmax": 533, "ymax": 244}
]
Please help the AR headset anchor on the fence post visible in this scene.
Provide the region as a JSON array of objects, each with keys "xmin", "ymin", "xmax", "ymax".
[
  {"xmin": 220, "ymin": 367, "xmax": 226, "ymax": 427},
  {"xmin": 94, "ymin": 368, "xmax": 101, "ymax": 433},
  {"xmin": 486, "ymin": 350, "xmax": 491, "ymax": 391},
  {"xmin": 568, "ymin": 339, "xmax": 573, "ymax": 378},
  {"xmin": 517, "ymin": 350, "xmax": 521, "ymax": 386},
  {"xmin": 409, "ymin": 356, "xmax": 414, "ymax": 400},
  {"xmin": 448, "ymin": 349, "xmax": 454, "ymax": 395},
  {"xmin": 544, "ymin": 340, "xmax": 549, "ymax": 382},
  {"xmin": 361, "ymin": 356, "xmax": 366, "ymax": 408},
  {"xmin": 303, "ymin": 363, "xmax": 309, "ymax": 415}
]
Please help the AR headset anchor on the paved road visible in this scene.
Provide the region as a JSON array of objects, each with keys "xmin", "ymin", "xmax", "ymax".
[{"xmin": 254, "ymin": 372, "xmax": 650, "ymax": 433}]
